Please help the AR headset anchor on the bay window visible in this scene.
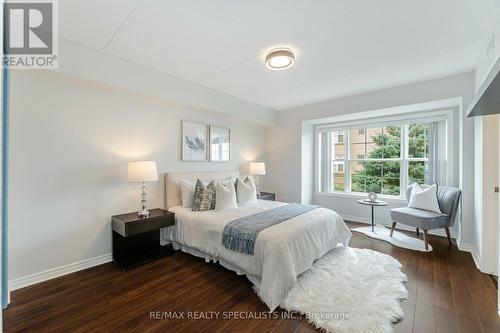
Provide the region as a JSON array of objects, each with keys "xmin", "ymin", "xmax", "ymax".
[{"xmin": 318, "ymin": 117, "xmax": 447, "ymax": 199}]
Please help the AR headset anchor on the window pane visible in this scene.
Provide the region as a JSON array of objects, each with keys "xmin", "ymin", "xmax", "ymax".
[
  {"xmin": 408, "ymin": 123, "xmax": 429, "ymax": 158},
  {"xmin": 350, "ymin": 161, "xmax": 368, "ymax": 193},
  {"xmin": 409, "ymin": 160, "xmax": 428, "ymax": 184},
  {"xmin": 350, "ymin": 160, "xmax": 400, "ymax": 195},
  {"xmin": 334, "ymin": 131, "xmax": 344, "ymax": 144},
  {"xmin": 350, "ymin": 128, "xmax": 366, "ymax": 144},
  {"xmin": 350, "ymin": 127, "xmax": 383, "ymax": 158},
  {"xmin": 351, "ymin": 160, "xmax": 382, "ymax": 194},
  {"xmin": 333, "ymin": 131, "xmax": 345, "ymax": 160},
  {"xmin": 350, "ymin": 143, "xmax": 365, "ymax": 159},
  {"xmin": 334, "ymin": 162, "xmax": 344, "ymax": 173},
  {"xmin": 319, "ymin": 120, "xmax": 437, "ymax": 196},
  {"xmin": 357, "ymin": 126, "xmax": 401, "ymax": 159},
  {"xmin": 381, "ymin": 161, "xmax": 400, "ymax": 195},
  {"xmin": 366, "ymin": 128, "xmax": 383, "ymax": 158},
  {"xmin": 333, "ymin": 161, "xmax": 345, "ymax": 191},
  {"xmin": 382, "ymin": 126, "xmax": 401, "ymax": 158}
]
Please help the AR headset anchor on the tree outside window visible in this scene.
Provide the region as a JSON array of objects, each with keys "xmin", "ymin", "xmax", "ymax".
[{"xmin": 349, "ymin": 124, "xmax": 428, "ymax": 196}]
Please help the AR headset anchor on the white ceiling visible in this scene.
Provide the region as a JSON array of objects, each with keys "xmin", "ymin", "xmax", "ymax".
[{"xmin": 59, "ymin": 0, "xmax": 500, "ymax": 110}]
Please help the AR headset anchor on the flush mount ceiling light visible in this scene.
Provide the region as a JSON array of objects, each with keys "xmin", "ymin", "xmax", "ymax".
[{"xmin": 265, "ymin": 48, "xmax": 295, "ymax": 71}]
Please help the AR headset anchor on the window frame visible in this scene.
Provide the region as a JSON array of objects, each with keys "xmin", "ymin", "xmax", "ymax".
[{"xmin": 315, "ymin": 111, "xmax": 452, "ymax": 200}]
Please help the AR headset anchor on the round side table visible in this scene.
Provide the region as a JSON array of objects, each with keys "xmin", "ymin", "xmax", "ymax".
[{"xmin": 357, "ymin": 199, "xmax": 389, "ymax": 232}]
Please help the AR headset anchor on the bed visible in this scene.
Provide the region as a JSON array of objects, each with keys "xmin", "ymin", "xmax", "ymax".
[{"xmin": 161, "ymin": 171, "xmax": 352, "ymax": 311}]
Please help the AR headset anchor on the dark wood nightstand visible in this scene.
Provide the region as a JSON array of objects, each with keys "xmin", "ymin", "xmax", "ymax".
[
  {"xmin": 112, "ymin": 208, "xmax": 175, "ymax": 270},
  {"xmin": 258, "ymin": 192, "xmax": 276, "ymax": 201}
]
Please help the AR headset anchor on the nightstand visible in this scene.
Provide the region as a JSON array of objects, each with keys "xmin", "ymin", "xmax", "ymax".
[
  {"xmin": 112, "ymin": 208, "xmax": 174, "ymax": 270},
  {"xmin": 259, "ymin": 192, "xmax": 276, "ymax": 201}
]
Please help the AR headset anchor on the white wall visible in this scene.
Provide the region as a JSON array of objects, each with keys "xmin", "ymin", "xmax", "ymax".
[
  {"xmin": 475, "ymin": 15, "xmax": 500, "ymax": 93},
  {"xmin": 267, "ymin": 72, "xmax": 475, "ymax": 243},
  {"xmin": 482, "ymin": 115, "xmax": 499, "ymax": 274},
  {"xmin": 474, "ymin": 118, "xmax": 484, "ymax": 263},
  {"xmin": 0, "ymin": 2, "xmax": 4, "ymax": 322},
  {"xmin": 8, "ymin": 71, "xmax": 268, "ymax": 281},
  {"xmin": 474, "ymin": 115, "xmax": 499, "ymax": 275},
  {"xmin": 57, "ymin": 38, "xmax": 278, "ymax": 127}
]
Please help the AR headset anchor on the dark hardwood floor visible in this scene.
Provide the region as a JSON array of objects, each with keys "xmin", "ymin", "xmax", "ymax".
[{"xmin": 4, "ymin": 222, "xmax": 500, "ymax": 333}]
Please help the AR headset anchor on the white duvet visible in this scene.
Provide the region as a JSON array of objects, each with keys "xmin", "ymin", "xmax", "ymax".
[{"xmin": 162, "ymin": 200, "xmax": 352, "ymax": 311}]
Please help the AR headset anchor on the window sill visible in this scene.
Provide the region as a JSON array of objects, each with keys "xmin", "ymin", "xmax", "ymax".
[{"xmin": 315, "ymin": 191, "xmax": 407, "ymax": 204}]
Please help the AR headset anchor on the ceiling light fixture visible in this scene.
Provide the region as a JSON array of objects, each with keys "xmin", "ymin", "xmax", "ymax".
[{"xmin": 265, "ymin": 48, "xmax": 295, "ymax": 71}]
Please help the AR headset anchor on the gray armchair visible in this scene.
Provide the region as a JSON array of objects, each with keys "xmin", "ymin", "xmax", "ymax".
[{"xmin": 389, "ymin": 185, "xmax": 461, "ymax": 250}]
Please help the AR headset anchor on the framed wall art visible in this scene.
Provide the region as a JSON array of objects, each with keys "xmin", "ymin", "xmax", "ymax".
[
  {"xmin": 181, "ymin": 121, "xmax": 209, "ymax": 162},
  {"xmin": 210, "ymin": 126, "xmax": 230, "ymax": 162}
]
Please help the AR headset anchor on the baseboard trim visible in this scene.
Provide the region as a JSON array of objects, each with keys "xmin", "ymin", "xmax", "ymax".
[
  {"xmin": 341, "ymin": 214, "xmax": 457, "ymax": 238},
  {"xmin": 458, "ymin": 242, "xmax": 481, "ymax": 271},
  {"xmin": 343, "ymin": 214, "xmax": 489, "ymax": 274},
  {"xmin": 9, "ymin": 253, "xmax": 113, "ymax": 291}
]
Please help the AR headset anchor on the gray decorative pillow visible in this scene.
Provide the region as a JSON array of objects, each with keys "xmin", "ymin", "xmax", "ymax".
[{"xmin": 192, "ymin": 179, "xmax": 216, "ymax": 211}]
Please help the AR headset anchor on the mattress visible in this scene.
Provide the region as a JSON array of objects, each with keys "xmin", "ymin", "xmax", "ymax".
[{"xmin": 161, "ymin": 200, "xmax": 352, "ymax": 311}]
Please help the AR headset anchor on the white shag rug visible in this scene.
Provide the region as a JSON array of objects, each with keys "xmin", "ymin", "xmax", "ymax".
[
  {"xmin": 281, "ymin": 247, "xmax": 408, "ymax": 333},
  {"xmin": 352, "ymin": 224, "xmax": 432, "ymax": 252}
]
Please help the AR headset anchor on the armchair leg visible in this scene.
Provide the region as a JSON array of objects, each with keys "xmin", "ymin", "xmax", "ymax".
[
  {"xmin": 423, "ymin": 230, "xmax": 429, "ymax": 251},
  {"xmin": 390, "ymin": 222, "xmax": 396, "ymax": 237},
  {"xmin": 416, "ymin": 228, "xmax": 419, "ymax": 236},
  {"xmin": 445, "ymin": 227, "xmax": 452, "ymax": 246}
]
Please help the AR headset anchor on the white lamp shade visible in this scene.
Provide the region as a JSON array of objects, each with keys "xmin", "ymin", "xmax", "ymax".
[
  {"xmin": 249, "ymin": 162, "xmax": 266, "ymax": 175},
  {"xmin": 128, "ymin": 161, "xmax": 159, "ymax": 182}
]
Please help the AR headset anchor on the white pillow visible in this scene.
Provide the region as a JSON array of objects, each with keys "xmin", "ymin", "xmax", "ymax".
[
  {"xmin": 215, "ymin": 179, "xmax": 238, "ymax": 211},
  {"xmin": 180, "ymin": 179, "xmax": 196, "ymax": 208},
  {"xmin": 236, "ymin": 176, "xmax": 257, "ymax": 207},
  {"xmin": 408, "ymin": 183, "xmax": 442, "ymax": 213},
  {"xmin": 225, "ymin": 176, "xmax": 237, "ymax": 185}
]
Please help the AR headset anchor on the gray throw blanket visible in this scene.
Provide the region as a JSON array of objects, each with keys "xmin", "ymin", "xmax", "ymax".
[{"xmin": 222, "ymin": 203, "xmax": 318, "ymax": 255}]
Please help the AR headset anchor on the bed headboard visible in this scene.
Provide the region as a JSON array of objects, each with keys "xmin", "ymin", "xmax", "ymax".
[{"xmin": 165, "ymin": 170, "xmax": 240, "ymax": 209}]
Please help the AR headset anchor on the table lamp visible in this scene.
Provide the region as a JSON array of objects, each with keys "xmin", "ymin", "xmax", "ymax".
[
  {"xmin": 128, "ymin": 161, "xmax": 159, "ymax": 218},
  {"xmin": 249, "ymin": 162, "xmax": 266, "ymax": 196}
]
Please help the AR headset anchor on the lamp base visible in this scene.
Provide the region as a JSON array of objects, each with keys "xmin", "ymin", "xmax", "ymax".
[
  {"xmin": 138, "ymin": 209, "xmax": 150, "ymax": 218},
  {"xmin": 253, "ymin": 175, "xmax": 261, "ymax": 195},
  {"xmin": 138, "ymin": 181, "xmax": 150, "ymax": 218}
]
